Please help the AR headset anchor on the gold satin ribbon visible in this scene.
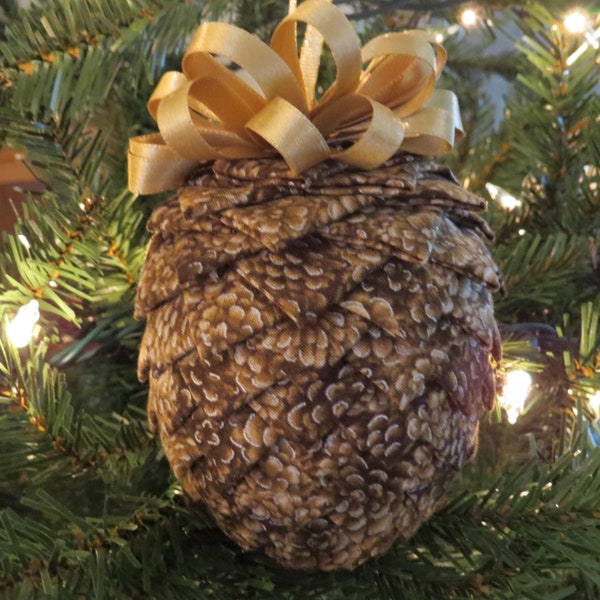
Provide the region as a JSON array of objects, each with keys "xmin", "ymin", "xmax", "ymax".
[{"xmin": 128, "ymin": 0, "xmax": 463, "ymax": 195}]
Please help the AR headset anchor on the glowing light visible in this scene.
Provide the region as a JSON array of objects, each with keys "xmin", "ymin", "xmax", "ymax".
[
  {"xmin": 518, "ymin": 228, "xmax": 526, "ymax": 236},
  {"xmin": 587, "ymin": 29, "xmax": 600, "ymax": 49},
  {"xmin": 485, "ymin": 183, "xmax": 500, "ymax": 198},
  {"xmin": 499, "ymin": 370, "xmax": 532, "ymax": 424},
  {"xmin": 590, "ymin": 391, "xmax": 600, "ymax": 416},
  {"xmin": 459, "ymin": 7, "xmax": 479, "ymax": 28},
  {"xmin": 18, "ymin": 234, "xmax": 30, "ymax": 249},
  {"xmin": 566, "ymin": 25, "xmax": 600, "ymax": 65},
  {"xmin": 6, "ymin": 300, "xmax": 40, "ymax": 348},
  {"xmin": 486, "ymin": 183, "xmax": 522, "ymax": 210},
  {"xmin": 564, "ymin": 10, "xmax": 588, "ymax": 34},
  {"xmin": 500, "ymin": 195, "xmax": 521, "ymax": 210},
  {"xmin": 434, "ymin": 32, "xmax": 445, "ymax": 44}
]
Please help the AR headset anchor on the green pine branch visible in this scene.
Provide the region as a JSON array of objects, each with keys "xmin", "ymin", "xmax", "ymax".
[
  {"xmin": 2, "ymin": 43, "xmax": 142, "ymax": 198},
  {"xmin": 0, "ymin": 0, "xmax": 243, "ymax": 201},
  {"xmin": 560, "ymin": 297, "xmax": 600, "ymax": 424},
  {"xmin": 0, "ymin": 188, "xmax": 145, "ymax": 329},
  {"xmin": 0, "ymin": 329, "xmax": 156, "ymax": 486},
  {"xmin": 493, "ymin": 233, "xmax": 592, "ymax": 322},
  {"xmin": 2, "ymin": 433, "xmax": 600, "ymax": 598},
  {"xmin": 480, "ymin": 6, "xmax": 600, "ymax": 239},
  {"xmin": 0, "ymin": 0, "xmax": 232, "ymax": 68}
]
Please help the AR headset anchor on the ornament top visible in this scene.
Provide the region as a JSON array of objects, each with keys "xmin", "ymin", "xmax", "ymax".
[{"xmin": 128, "ymin": 0, "xmax": 463, "ymax": 195}]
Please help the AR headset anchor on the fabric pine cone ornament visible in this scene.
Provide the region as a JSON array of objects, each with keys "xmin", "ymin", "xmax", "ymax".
[{"xmin": 130, "ymin": 0, "xmax": 502, "ymax": 572}]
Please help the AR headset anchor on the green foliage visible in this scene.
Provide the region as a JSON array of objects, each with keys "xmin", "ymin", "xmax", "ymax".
[
  {"xmin": 493, "ymin": 233, "xmax": 592, "ymax": 322},
  {"xmin": 0, "ymin": 0, "xmax": 232, "ymax": 67},
  {"xmin": 0, "ymin": 1, "xmax": 238, "ymax": 202},
  {"xmin": 478, "ymin": 4, "xmax": 600, "ymax": 456},
  {"xmin": 1, "ymin": 0, "xmax": 600, "ymax": 598},
  {"xmin": 0, "ymin": 0, "xmax": 18, "ymax": 25},
  {"xmin": 231, "ymin": 0, "xmax": 287, "ymax": 38},
  {"xmin": 0, "ymin": 188, "xmax": 146, "ymax": 332},
  {"xmin": 468, "ymin": 6, "xmax": 600, "ymax": 328},
  {"xmin": 2, "ymin": 366, "xmax": 600, "ymax": 600}
]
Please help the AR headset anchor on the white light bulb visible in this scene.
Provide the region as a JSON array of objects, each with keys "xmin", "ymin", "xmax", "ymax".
[
  {"xmin": 485, "ymin": 183, "xmax": 501, "ymax": 199},
  {"xmin": 499, "ymin": 193, "xmax": 521, "ymax": 210},
  {"xmin": 499, "ymin": 194, "xmax": 521, "ymax": 210},
  {"xmin": 485, "ymin": 183, "xmax": 521, "ymax": 210},
  {"xmin": 564, "ymin": 10, "xmax": 589, "ymax": 34},
  {"xmin": 18, "ymin": 234, "xmax": 30, "ymax": 249},
  {"xmin": 460, "ymin": 8, "xmax": 479, "ymax": 28},
  {"xmin": 6, "ymin": 300, "xmax": 40, "ymax": 348},
  {"xmin": 499, "ymin": 370, "xmax": 532, "ymax": 424}
]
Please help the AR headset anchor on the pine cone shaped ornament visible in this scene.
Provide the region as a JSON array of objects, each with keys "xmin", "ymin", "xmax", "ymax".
[
  {"xmin": 135, "ymin": 154, "xmax": 502, "ymax": 571},
  {"xmin": 130, "ymin": 0, "xmax": 502, "ymax": 572}
]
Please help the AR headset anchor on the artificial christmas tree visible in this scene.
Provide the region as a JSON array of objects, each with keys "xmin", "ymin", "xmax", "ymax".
[{"xmin": 1, "ymin": 0, "xmax": 600, "ymax": 598}]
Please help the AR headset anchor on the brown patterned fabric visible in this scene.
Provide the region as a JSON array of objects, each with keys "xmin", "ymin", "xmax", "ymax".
[{"xmin": 135, "ymin": 153, "xmax": 502, "ymax": 571}]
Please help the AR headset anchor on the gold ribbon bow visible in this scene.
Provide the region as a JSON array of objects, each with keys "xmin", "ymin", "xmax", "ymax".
[{"xmin": 128, "ymin": 0, "xmax": 463, "ymax": 195}]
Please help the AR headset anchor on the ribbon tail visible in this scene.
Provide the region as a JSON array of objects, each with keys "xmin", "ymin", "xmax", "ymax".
[
  {"xmin": 425, "ymin": 88, "xmax": 463, "ymax": 139},
  {"xmin": 400, "ymin": 89, "xmax": 463, "ymax": 156},
  {"xmin": 128, "ymin": 133, "xmax": 197, "ymax": 195}
]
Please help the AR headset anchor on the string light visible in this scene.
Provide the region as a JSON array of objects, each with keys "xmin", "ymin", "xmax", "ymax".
[
  {"xmin": 586, "ymin": 30, "xmax": 600, "ymax": 49},
  {"xmin": 18, "ymin": 234, "xmax": 30, "ymax": 249},
  {"xmin": 566, "ymin": 27, "xmax": 600, "ymax": 64},
  {"xmin": 498, "ymin": 370, "xmax": 532, "ymax": 424},
  {"xmin": 564, "ymin": 10, "xmax": 589, "ymax": 34},
  {"xmin": 564, "ymin": 8, "xmax": 600, "ymax": 65},
  {"xmin": 459, "ymin": 7, "xmax": 480, "ymax": 28},
  {"xmin": 6, "ymin": 300, "xmax": 40, "ymax": 348},
  {"xmin": 485, "ymin": 183, "xmax": 522, "ymax": 210},
  {"xmin": 582, "ymin": 165, "xmax": 598, "ymax": 192}
]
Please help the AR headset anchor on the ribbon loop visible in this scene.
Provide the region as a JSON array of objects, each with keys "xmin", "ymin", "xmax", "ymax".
[
  {"xmin": 326, "ymin": 95, "xmax": 406, "ymax": 168},
  {"xmin": 128, "ymin": 0, "xmax": 464, "ymax": 195},
  {"xmin": 247, "ymin": 97, "xmax": 331, "ymax": 174},
  {"xmin": 271, "ymin": 0, "xmax": 362, "ymax": 104},
  {"xmin": 401, "ymin": 89, "xmax": 464, "ymax": 155},
  {"xmin": 128, "ymin": 133, "xmax": 197, "ymax": 194},
  {"xmin": 183, "ymin": 22, "xmax": 306, "ymax": 110}
]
